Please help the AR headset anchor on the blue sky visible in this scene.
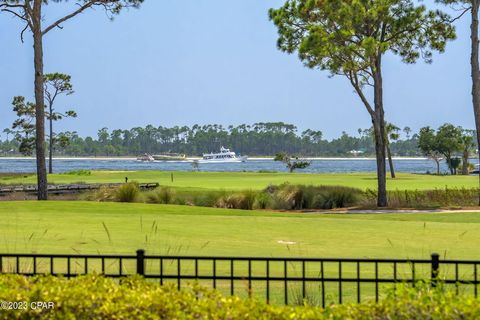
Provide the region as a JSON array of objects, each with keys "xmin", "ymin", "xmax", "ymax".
[{"xmin": 0, "ymin": 0, "xmax": 474, "ymax": 140}]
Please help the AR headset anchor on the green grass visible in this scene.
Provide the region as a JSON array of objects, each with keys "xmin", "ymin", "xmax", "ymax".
[
  {"xmin": 3, "ymin": 201, "xmax": 480, "ymax": 304},
  {"xmin": 0, "ymin": 171, "xmax": 477, "ymax": 191},
  {"xmin": 1, "ymin": 201, "xmax": 480, "ymax": 259}
]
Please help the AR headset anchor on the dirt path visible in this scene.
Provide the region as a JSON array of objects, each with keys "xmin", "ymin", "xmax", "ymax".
[{"xmin": 304, "ymin": 208, "xmax": 480, "ymax": 214}]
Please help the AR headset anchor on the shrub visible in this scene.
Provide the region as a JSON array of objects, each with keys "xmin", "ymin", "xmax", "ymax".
[
  {"xmin": 115, "ymin": 182, "xmax": 140, "ymax": 203},
  {"xmin": 146, "ymin": 187, "xmax": 176, "ymax": 204},
  {"xmin": 2, "ymin": 275, "xmax": 480, "ymax": 319}
]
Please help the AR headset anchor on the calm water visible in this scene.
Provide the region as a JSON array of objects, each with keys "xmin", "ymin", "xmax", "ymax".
[{"xmin": 0, "ymin": 158, "xmax": 474, "ymax": 174}]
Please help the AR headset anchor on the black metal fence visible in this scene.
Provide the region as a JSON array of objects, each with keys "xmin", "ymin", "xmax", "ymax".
[{"xmin": 1, "ymin": 250, "xmax": 479, "ymax": 306}]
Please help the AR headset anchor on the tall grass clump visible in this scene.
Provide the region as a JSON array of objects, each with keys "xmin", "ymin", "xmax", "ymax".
[
  {"xmin": 364, "ymin": 187, "xmax": 480, "ymax": 208},
  {"xmin": 81, "ymin": 186, "xmax": 116, "ymax": 202},
  {"xmin": 312, "ymin": 186, "xmax": 360, "ymax": 209},
  {"xmin": 253, "ymin": 192, "xmax": 273, "ymax": 209},
  {"xmin": 270, "ymin": 184, "xmax": 304, "ymax": 210},
  {"xmin": 191, "ymin": 190, "xmax": 228, "ymax": 207},
  {"xmin": 115, "ymin": 182, "xmax": 140, "ymax": 203},
  {"xmin": 146, "ymin": 187, "xmax": 176, "ymax": 204},
  {"xmin": 215, "ymin": 190, "xmax": 256, "ymax": 210},
  {"xmin": 266, "ymin": 184, "xmax": 361, "ymax": 210}
]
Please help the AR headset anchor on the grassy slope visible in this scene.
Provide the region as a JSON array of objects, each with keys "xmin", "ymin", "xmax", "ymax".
[
  {"xmin": 1, "ymin": 201, "xmax": 479, "ymax": 259},
  {"xmin": 0, "ymin": 171, "xmax": 477, "ymax": 190}
]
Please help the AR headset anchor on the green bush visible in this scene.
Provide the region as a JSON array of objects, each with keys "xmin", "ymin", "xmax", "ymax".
[
  {"xmin": 146, "ymin": 186, "xmax": 176, "ymax": 204},
  {"xmin": 1, "ymin": 275, "xmax": 480, "ymax": 319},
  {"xmin": 115, "ymin": 182, "xmax": 140, "ymax": 203}
]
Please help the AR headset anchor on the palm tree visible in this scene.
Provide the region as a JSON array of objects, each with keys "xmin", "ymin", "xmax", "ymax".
[
  {"xmin": 385, "ymin": 123, "xmax": 401, "ymax": 179},
  {"xmin": 2, "ymin": 128, "xmax": 13, "ymax": 142}
]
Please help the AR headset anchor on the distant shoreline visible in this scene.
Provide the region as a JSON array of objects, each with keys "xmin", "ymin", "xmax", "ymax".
[{"xmin": 0, "ymin": 156, "xmax": 434, "ymax": 161}]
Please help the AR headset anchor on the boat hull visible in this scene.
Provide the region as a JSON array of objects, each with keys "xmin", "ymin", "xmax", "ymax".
[{"xmin": 196, "ymin": 156, "xmax": 247, "ymax": 164}]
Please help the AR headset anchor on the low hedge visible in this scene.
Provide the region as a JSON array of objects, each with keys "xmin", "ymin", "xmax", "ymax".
[{"xmin": 1, "ymin": 275, "xmax": 480, "ymax": 319}]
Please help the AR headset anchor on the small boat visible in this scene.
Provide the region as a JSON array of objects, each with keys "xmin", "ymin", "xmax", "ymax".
[
  {"xmin": 152, "ymin": 153, "xmax": 186, "ymax": 161},
  {"xmin": 136, "ymin": 153, "xmax": 154, "ymax": 162},
  {"xmin": 199, "ymin": 147, "xmax": 247, "ymax": 163}
]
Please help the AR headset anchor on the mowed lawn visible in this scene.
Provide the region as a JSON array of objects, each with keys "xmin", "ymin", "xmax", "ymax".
[
  {"xmin": 0, "ymin": 171, "xmax": 477, "ymax": 190},
  {"xmin": 1, "ymin": 201, "xmax": 480, "ymax": 259}
]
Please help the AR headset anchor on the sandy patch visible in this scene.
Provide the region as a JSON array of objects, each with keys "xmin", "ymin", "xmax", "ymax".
[{"xmin": 277, "ymin": 240, "xmax": 297, "ymax": 245}]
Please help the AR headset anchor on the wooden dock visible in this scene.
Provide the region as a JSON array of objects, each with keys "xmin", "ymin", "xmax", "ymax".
[{"xmin": 0, "ymin": 183, "xmax": 159, "ymax": 195}]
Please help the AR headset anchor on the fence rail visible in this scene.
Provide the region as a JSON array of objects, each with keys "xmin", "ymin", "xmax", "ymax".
[{"xmin": 0, "ymin": 250, "xmax": 479, "ymax": 305}]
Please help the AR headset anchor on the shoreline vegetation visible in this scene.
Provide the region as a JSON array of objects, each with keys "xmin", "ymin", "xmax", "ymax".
[
  {"xmin": 0, "ymin": 122, "xmax": 420, "ymax": 158},
  {"xmin": 1, "ymin": 171, "xmax": 478, "ymax": 210}
]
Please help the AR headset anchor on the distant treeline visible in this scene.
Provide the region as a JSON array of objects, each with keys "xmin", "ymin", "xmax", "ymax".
[{"xmin": 0, "ymin": 122, "xmax": 421, "ymax": 157}]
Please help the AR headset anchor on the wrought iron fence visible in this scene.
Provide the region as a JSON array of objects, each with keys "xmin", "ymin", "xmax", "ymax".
[{"xmin": 1, "ymin": 250, "xmax": 478, "ymax": 306}]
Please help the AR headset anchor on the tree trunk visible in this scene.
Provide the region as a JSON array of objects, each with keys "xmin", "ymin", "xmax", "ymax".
[
  {"xmin": 471, "ymin": 0, "xmax": 480, "ymax": 204},
  {"xmin": 49, "ymin": 103, "xmax": 53, "ymax": 174},
  {"xmin": 32, "ymin": 1, "xmax": 48, "ymax": 200},
  {"xmin": 435, "ymin": 159, "xmax": 440, "ymax": 175},
  {"xmin": 373, "ymin": 58, "xmax": 388, "ymax": 207},
  {"xmin": 462, "ymin": 150, "xmax": 470, "ymax": 175},
  {"xmin": 446, "ymin": 156, "xmax": 454, "ymax": 175},
  {"xmin": 386, "ymin": 143, "xmax": 396, "ymax": 178}
]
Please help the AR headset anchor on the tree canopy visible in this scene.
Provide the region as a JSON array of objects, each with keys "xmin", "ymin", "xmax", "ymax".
[{"xmin": 269, "ymin": 0, "xmax": 455, "ymax": 114}]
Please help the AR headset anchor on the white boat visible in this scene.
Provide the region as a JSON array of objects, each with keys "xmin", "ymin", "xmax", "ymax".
[
  {"xmin": 136, "ymin": 153, "xmax": 154, "ymax": 162},
  {"xmin": 199, "ymin": 147, "xmax": 247, "ymax": 163}
]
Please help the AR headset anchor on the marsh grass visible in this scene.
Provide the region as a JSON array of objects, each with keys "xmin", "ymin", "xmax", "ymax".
[
  {"xmin": 145, "ymin": 187, "xmax": 176, "ymax": 204},
  {"xmin": 253, "ymin": 192, "xmax": 273, "ymax": 209},
  {"xmin": 215, "ymin": 190, "xmax": 256, "ymax": 210},
  {"xmin": 364, "ymin": 187, "xmax": 480, "ymax": 208},
  {"xmin": 81, "ymin": 182, "xmax": 480, "ymax": 210},
  {"xmin": 115, "ymin": 182, "xmax": 141, "ymax": 203},
  {"xmin": 191, "ymin": 190, "xmax": 227, "ymax": 207},
  {"xmin": 312, "ymin": 187, "xmax": 360, "ymax": 209},
  {"xmin": 81, "ymin": 186, "xmax": 117, "ymax": 202}
]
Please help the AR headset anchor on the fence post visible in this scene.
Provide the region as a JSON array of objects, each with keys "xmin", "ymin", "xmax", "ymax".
[
  {"xmin": 136, "ymin": 249, "xmax": 145, "ymax": 276},
  {"xmin": 431, "ymin": 253, "xmax": 440, "ymax": 287}
]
